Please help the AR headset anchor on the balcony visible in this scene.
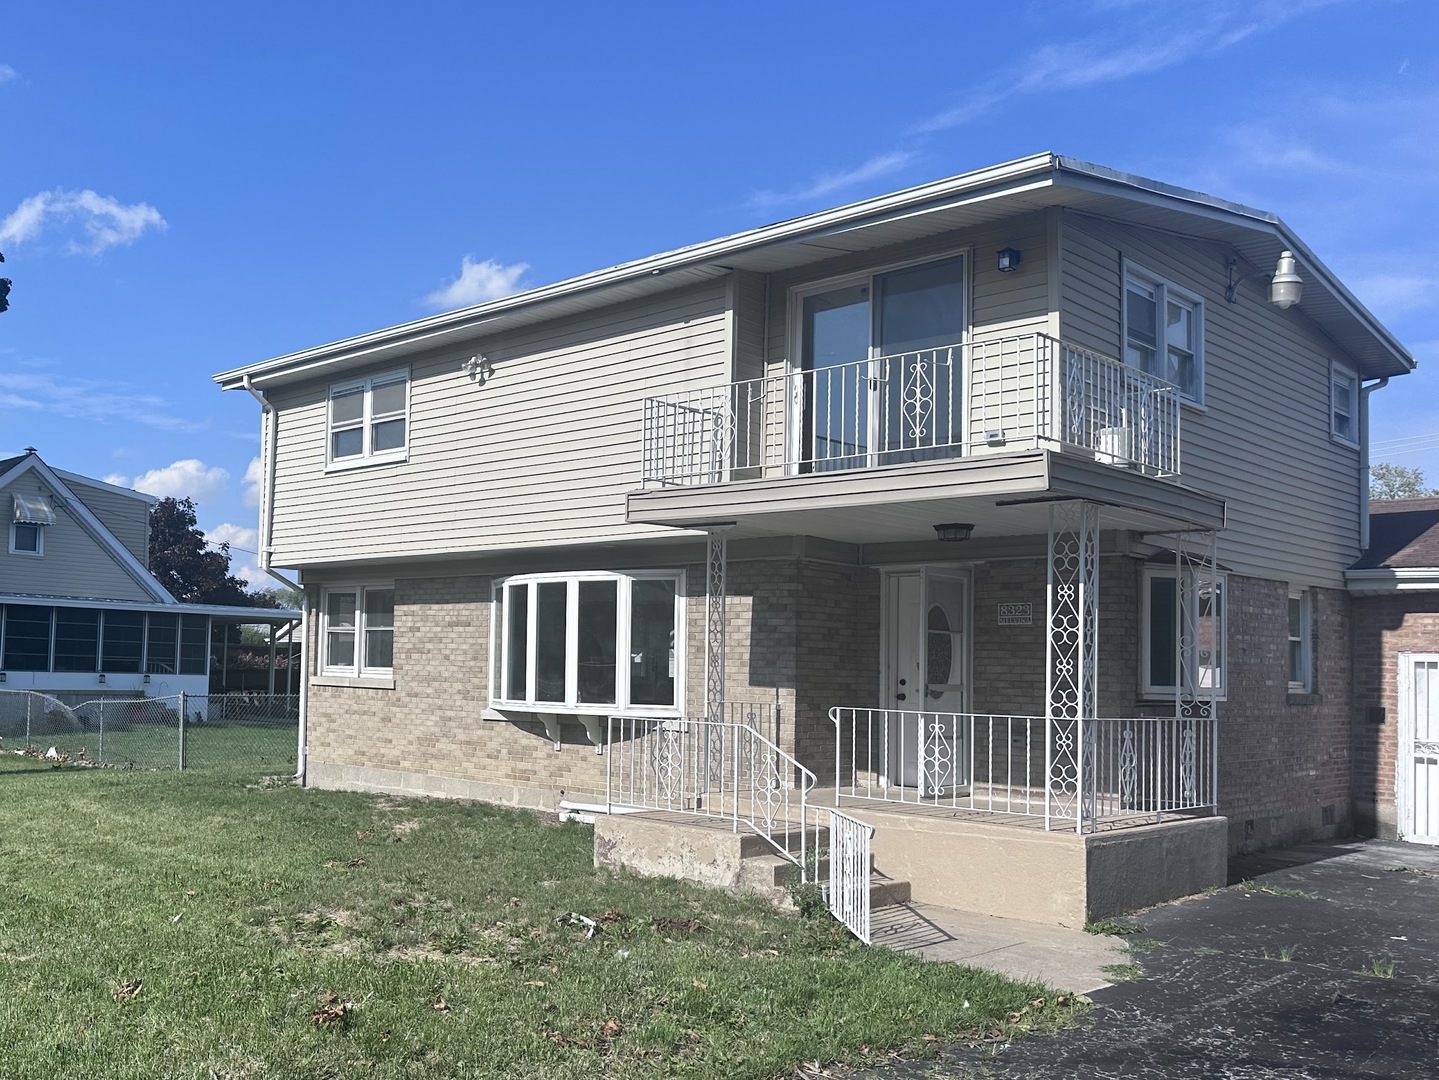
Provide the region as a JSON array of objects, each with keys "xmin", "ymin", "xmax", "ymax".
[{"xmin": 640, "ymin": 334, "xmax": 1180, "ymax": 488}]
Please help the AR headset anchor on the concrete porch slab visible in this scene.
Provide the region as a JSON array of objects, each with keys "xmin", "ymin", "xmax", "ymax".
[{"xmin": 872, "ymin": 901, "xmax": 1128, "ymax": 994}]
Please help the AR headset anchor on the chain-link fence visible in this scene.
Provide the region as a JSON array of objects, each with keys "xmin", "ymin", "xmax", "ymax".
[{"xmin": 0, "ymin": 690, "xmax": 298, "ymax": 773}]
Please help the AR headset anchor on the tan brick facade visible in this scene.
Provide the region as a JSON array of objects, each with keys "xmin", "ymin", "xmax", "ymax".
[{"xmin": 301, "ymin": 551, "xmax": 1366, "ymax": 853}]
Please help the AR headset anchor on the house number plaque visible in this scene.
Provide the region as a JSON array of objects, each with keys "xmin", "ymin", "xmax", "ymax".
[{"xmin": 997, "ymin": 603, "xmax": 1032, "ymax": 626}]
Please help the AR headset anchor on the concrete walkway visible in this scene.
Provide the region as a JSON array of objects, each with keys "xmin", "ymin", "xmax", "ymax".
[
  {"xmin": 871, "ymin": 902, "xmax": 1126, "ymax": 993},
  {"xmin": 860, "ymin": 838, "xmax": 1439, "ymax": 1079}
]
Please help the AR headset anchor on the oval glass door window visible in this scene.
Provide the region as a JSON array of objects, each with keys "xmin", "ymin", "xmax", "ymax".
[{"xmin": 927, "ymin": 604, "xmax": 952, "ymax": 699}]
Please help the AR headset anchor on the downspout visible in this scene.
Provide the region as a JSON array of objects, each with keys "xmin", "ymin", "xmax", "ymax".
[
  {"xmin": 240, "ymin": 374, "xmax": 308, "ymax": 784},
  {"xmin": 1358, "ymin": 377, "xmax": 1390, "ymax": 552}
]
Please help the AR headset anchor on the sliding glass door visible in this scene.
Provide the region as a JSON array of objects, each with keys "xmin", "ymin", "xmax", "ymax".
[{"xmin": 796, "ymin": 255, "xmax": 966, "ymax": 471}]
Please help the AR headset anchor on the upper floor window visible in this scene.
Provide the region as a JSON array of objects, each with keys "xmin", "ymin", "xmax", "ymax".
[
  {"xmin": 491, "ymin": 571, "xmax": 683, "ymax": 713},
  {"xmin": 9, "ymin": 522, "xmax": 43, "ymax": 556},
  {"xmin": 328, "ymin": 369, "xmax": 409, "ymax": 469},
  {"xmin": 1124, "ymin": 263, "xmax": 1204, "ymax": 404},
  {"xmin": 322, "ymin": 585, "xmax": 395, "ymax": 677},
  {"xmin": 1330, "ymin": 363, "xmax": 1358, "ymax": 446}
]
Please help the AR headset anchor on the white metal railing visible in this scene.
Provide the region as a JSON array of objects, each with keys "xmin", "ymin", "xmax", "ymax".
[
  {"xmin": 819, "ymin": 805, "xmax": 874, "ymax": 944},
  {"xmin": 605, "ymin": 712, "xmax": 817, "ymax": 876},
  {"xmin": 830, "ymin": 707, "xmax": 1216, "ymax": 833},
  {"xmin": 640, "ymin": 334, "xmax": 1180, "ymax": 486}
]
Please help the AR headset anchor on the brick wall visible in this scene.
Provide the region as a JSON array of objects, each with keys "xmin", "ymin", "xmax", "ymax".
[
  {"xmin": 1351, "ymin": 591, "xmax": 1439, "ymax": 839},
  {"xmin": 1216, "ymin": 578, "xmax": 1354, "ymax": 852}
]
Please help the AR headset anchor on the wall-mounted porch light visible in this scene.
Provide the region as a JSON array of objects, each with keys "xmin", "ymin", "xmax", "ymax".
[
  {"xmin": 1225, "ymin": 251, "xmax": 1304, "ymax": 308},
  {"xmin": 996, "ymin": 248, "xmax": 1021, "ymax": 273},
  {"xmin": 934, "ymin": 523, "xmax": 974, "ymax": 542},
  {"xmin": 98, "ymin": 673, "xmax": 106, "ymax": 684}
]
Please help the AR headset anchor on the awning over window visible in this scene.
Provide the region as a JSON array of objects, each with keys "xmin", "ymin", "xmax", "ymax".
[{"xmin": 12, "ymin": 493, "xmax": 56, "ymax": 525}]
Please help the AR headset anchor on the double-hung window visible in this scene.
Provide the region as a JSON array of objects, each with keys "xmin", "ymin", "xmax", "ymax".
[
  {"xmin": 322, "ymin": 586, "xmax": 395, "ymax": 677},
  {"xmin": 1330, "ymin": 363, "xmax": 1358, "ymax": 446},
  {"xmin": 328, "ymin": 369, "xmax": 410, "ymax": 468},
  {"xmin": 1142, "ymin": 565, "xmax": 1226, "ymax": 698},
  {"xmin": 1124, "ymin": 263, "xmax": 1204, "ymax": 404},
  {"xmin": 1288, "ymin": 589, "xmax": 1312, "ymax": 692},
  {"xmin": 491, "ymin": 571, "xmax": 683, "ymax": 713}
]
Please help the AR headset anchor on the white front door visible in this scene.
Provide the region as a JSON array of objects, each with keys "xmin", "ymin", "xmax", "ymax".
[
  {"xmin": 1398, "ymin": 653, "xmax": 1439, "ymax": 845},
  {"xmin": 885, "ymin": 569, "xmax": 968, "ymax": 792}
]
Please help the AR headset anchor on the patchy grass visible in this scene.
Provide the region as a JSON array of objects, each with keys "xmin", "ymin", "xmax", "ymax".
[
  {"xmin": 1262, "ymin": 945, "xmax": 1298, "ymax": 962},
  {"xmin": 1236, "ymin": 880, "xmax": 1322, "ymax": 900},
  {"xmin": 0, "ymin": 756, "xmax": 1080, "ymax": 1079},
  {"xmin": 1099, "ymin": 962, "xmax": 1143, "ymax": 983},
  {"xmin": 1084, "ymin": 919, "xmax": 1147, "ymax": 937},
  {"xmin": 1363, "ymin": 958, "xmax": 1397, "ymax": 978}
]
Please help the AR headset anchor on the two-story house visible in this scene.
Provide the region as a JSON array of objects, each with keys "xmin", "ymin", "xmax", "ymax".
[
  {"xmin": 0, "ymin": 450, "xmax": 300, "ymax": 705},
  {"xmin": 215, "ymin": 155, "xmax": 1414, "ymax": 929}
]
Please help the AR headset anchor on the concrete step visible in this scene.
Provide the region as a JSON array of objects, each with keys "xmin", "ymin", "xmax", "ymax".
[
  {"xmin": 736, "ymin": 853, "xmax": 910, "ymax": 910},
  {"xmin": 737, "ymin": 827, "xmax": 829, "ymax": 859}
]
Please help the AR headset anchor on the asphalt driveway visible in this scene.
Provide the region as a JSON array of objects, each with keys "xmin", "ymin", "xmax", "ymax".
[{"xmin": 864, "ymin": 838, "xmax": 1439, "ymax": 1079}]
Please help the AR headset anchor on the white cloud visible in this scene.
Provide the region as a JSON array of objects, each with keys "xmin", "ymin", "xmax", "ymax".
[
  {"xmin": 0, "ymin": 189, "xmax": 167, "ymax": 255},
  {"xmin": 1348, "ymin": 271, "xmax": 1439, "ymax": 323},
  {"xmin": 423, "ymin": 256, "xmax": 529, "ymax": 310},
  {"xmin": 0, "ymin": 370, "xmax": 205, "ymax": 433},
  {"xmin": 207, "ymin": 524, "xmax": 263, "ymax": 587},
  {"xmin": 747, "ymin": 152, "xmax": 918, "ymax": 211},
  {"xmin": 911, "ymin": 1, "xmax": 1346, "ymax": 134},
  {"xmin": 120, "ymin": 459, "xmax": 231, "ymax": 505},
  {"xmin": 0, "ymin": 64, "xmax": 18, "ymax": 85},
  {"xmin": 242, "ymin": 456, "xmax": 263, "ymax": 507},
  {"xmin": 102, "ymin": 472, "xmax": 132, "ymax": 488}
]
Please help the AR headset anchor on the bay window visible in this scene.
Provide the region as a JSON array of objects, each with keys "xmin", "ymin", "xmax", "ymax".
[{"xmin": 492, "ymin": 571, "xmax": 683, "ymax": 713}]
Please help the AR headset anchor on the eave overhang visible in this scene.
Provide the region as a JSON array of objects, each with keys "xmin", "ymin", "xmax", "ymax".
[
  {"xmin": 1345, "ymin": 568, "xmax": 1439, "ymax": 593},
  {"xmin": 215, "ymin": 153, "xmax": 1413, "ymax": 392}
]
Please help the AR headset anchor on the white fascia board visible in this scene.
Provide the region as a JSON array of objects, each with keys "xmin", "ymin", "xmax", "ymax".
[
  {"xmin": 9, "ymin": 457, "xmax": 176, "ymax": 604},
  {"xmin": 1345, "ymin": 568, "xmax": 1439, "ymax": 592}
]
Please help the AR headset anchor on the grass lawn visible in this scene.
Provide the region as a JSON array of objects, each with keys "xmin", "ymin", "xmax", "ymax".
[
  {"xmin": 0, "ymin": 756, "xmax": 1079, "ymax": 1079},
  {"xmin": 5, "ymin": 724, "xmax": 296, "ymax": 772}
]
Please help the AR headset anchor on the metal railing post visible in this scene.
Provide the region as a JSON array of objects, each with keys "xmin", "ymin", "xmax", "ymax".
[{"xmin": 178, "ymin": 692, "xmax": 188, "ymax": 770}]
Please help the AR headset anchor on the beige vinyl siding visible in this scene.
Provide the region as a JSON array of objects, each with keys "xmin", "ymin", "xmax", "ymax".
[
  {"xmin": 1058, "ymin": 211, "xmax": 1362, "ymax": 586},
  {"xmin": 62, "ymin": 478, "xmax": 150, "ymax": 564},
  {"xmin": 267, "ymin": 281, "xmax": 730, "ymax": 566},
  {"xmin": 0, "ymin": 472, "xmax": 155, "ymax": 601}
]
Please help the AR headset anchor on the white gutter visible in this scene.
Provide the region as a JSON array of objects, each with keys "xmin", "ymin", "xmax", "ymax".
[
  {"xmin": 1345, "ymin": 568, "xmax": 1439, "ymax": 593},
  {"xmin": 240, "ymin": 374, "xmax": 307, "ymax": 784},
  {"xmin": 1359, "ymin": 377, "xmax": 1390, "ymax": 551}
]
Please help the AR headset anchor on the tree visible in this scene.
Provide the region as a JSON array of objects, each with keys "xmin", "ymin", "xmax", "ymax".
[
  {"xmin": 248, "ymin": 586, "xmax": 302, "ymax": 611},
  {"xmin": 148, "ymin": 497, "xmax": 256, "ymax": 605},
  {"xmin": 1370, "ymin": 463, "xmax": 1439, "ymax": 501}
]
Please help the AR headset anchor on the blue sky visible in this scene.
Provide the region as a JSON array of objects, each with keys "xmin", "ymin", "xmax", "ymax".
[{"xmin": 1, "ymin": 0, "xmax": 1435, "ymax": 584}]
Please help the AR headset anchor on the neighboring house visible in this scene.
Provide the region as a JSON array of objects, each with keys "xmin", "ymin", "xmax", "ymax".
[
  {"xmin": 0, "ymin": 450, "xmax": 299, "ymax": 701},
  {"xmin": 215, "ymin": 154, "xmax": 1415, "ymax": 925},
  {"xmin": 1348, "ymin": 498, "xmax": 1439, "ymax": 845}
]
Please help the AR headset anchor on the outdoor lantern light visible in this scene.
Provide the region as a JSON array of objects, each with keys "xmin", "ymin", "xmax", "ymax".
[
  {"xmin": 1225, "ymin": 250, "xmax": 1304, "ymax": 308},
  {"xmin": 996, "ymin": 248, "xmax": 1021, "ymax": 273},
  {"xmin": 1269, "ymin": 250, "xmax": 1303, "ymax": 309},
  {"xmin": 934, "ymin": 523, "xmax": 975, "ymax": 542}
]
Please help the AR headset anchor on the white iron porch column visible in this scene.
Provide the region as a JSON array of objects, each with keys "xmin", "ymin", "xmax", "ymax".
[
  {"xmin": 704, "ymin": 527, "xmax": 729, "ymax": 726},
  {"xmin": 1174, "ymin": 530, "xmax": 1220, "ymax": 808},
  {"xmin": 1045, "ymin": 500, "xmax": 1100, "ymax": 830}
]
